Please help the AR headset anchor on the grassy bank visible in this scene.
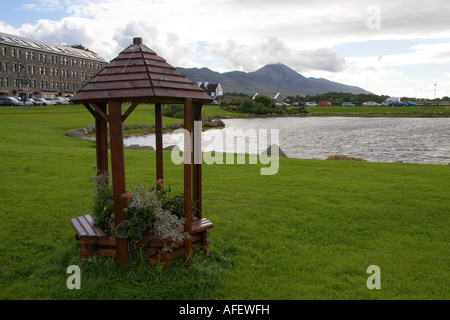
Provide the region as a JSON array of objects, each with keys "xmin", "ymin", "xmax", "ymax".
[
  {"xmin": 307, "ymin": 106, "xmax": 450, "ymax": 117},
  {"xmin": 0, "ymin": 105, "xmax": 449, "ymax": 300}
]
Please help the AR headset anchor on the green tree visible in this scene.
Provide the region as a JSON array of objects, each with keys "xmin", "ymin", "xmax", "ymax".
[
  {"xmin": 254, "ymin": 94, "xmax": 275, "ymax": 109},
  {"xmin": 238, "ymin": 98, "xmax": 255, "ymax": 114}
]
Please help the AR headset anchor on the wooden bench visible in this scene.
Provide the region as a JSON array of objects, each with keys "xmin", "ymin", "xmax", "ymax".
[{"xmin": 70, "ymin": 215, "xmax": 213, "ymax": 265}]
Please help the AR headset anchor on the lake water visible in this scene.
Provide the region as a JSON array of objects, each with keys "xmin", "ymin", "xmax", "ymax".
[{"xmin": 124, "ymin": 117, "xmax": 450, "ymax": 165}]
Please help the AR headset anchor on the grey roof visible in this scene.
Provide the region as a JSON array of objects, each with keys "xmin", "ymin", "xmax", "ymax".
[{"xmin": 0, "ymin": 32, "xmax": 107, "ymax": 62}]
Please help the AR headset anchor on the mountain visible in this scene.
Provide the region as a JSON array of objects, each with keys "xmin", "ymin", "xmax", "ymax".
[{"xmin": 177, "ymin": 63, "xmax": 371, "ymax": 96}]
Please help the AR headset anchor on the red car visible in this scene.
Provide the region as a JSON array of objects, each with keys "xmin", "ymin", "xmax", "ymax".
[{"xmin": 318, "ymin": 101, "xmax": 331, "ymax": 106}]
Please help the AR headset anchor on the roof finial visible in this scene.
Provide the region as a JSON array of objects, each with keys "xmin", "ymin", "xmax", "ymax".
[{"xmin": 133, "ymin": 37, "xmax": 143, "ymax": 45}]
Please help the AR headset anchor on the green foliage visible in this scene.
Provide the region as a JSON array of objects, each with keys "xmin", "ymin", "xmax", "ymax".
[
  {"xmin": 253, "ymin": 94, "xmax": 275, "ymax": 109},
  {"xmin": 238, "ymin": 98, "xmax": 255, "ymax": 114},
  {"xmin": 90, "ymin": 171, "xmax": 114, "ymax": 231},
  {"xmin": 253, "ymin": 102, "xmax": 271, "ymax": 114},
  {"xmin": 113, "ymin": 180, "xmax": 188, "ymax": 243},
  {"xmin": 162, "ymin": 104, "xmax": 184, "ymax": 119}
]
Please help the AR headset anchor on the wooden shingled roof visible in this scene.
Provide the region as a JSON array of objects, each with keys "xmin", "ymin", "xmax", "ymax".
[{"xmin": 71, "ymin": 38, "xmax": 212, "ymax": 104}]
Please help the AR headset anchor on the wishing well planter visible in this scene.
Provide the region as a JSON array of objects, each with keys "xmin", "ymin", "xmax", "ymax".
[{"xmin": 69, "ymin": 37, "xmax": 213, "ymax": 267}]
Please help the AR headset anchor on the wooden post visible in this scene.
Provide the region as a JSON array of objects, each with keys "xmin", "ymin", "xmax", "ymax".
[
  {"xmin": 193, "ymin": 102, "xmax": 203, "ymax": 220},
  {"xmin": 155, "ymin": 103, "xmax": 163, "ymax": 182},
  {"xmin": 183, "ymin": 98, "xmax": 193, "ymax": 266},
  {"xmin": 108, "ymin": 101, "xmax": 129, "ymax": 265},
  {"xmin": 95, "ymin": 103, "xmax": 109, "ymax": 179}
]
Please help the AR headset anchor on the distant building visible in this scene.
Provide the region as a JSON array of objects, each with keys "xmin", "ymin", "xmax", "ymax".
[
  {"xmin": 252, "ymin": 92, "xmax": 284, "ymax": 103},
  {"xmin": 197, "ymin": 82, "xmax": 223, "ymax": 99},
  {"xmin": 0, "ymin": 32, "xmax": 108, "ymax": 99}
]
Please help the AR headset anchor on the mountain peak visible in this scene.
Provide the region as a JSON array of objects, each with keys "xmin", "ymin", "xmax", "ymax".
[{"xmin": 177, "ymin": 63, "xmax": 371, "ymax": 96}]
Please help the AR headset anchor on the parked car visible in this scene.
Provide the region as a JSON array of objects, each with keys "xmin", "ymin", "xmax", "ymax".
[
  {"xmin": 381, "ymin": 97, "xmax": 402, "ymax": 106},
  {"xmin": 305, "ymin": 102, "xmax": 317, "ymax": 107},
  {"xmin": 363, "ymin": 101, "xmax": 380, "ymax": 106},
  {"xmin": 34, "ymin": 98, "xmax": 53, "ymax": 106},
  {"xmin": 390, "ymin": 101, "xmax": 405, "ymax": 106},
  {"xmin": 318, "ymin": 101, "xmax": 331, "ymax": 106},
  {"xmin": 0, "ymin": 96, "xmax": 23, "ymax": 107},
  {"xmin": 24, "ymin": 98, "xmax": 40, "ymax": 106},
  {"xmin": 54, "ymin": 97, "xmax": 70, "ymax": 105},
  {"xmin": 342, "ymin": 102, "xmax": 355, "ymax": 106},
  {"xmin": 275, "ymin": 102, "xmax": 289, "ymax": 107},
  {"xmin": 403, "ymin": 101, "xmax": 417, "ymax": 106}
]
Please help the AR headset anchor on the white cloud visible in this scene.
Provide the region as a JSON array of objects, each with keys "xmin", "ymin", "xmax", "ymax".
[
  {"xmin": 5, "ymin": 0, "xmax": 450, "ymax": 97},
  {"xmin": 22, "ymin": 0, "xmax": 64, "ymax": 11}
]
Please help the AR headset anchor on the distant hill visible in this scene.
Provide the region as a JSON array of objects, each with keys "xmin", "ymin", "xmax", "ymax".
[{"xmin": 177, "ymin": 63, "xmax": 371, "ymax": 96}]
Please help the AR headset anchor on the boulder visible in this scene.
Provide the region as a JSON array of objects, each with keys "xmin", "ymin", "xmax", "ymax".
[
  {"xmin": 262, "ymin": 145, "xmax": 288, "ymax": 157},
  {"xmin": 125, "ymin": 145, "xmax": 154, "ymax": 151},
  {"xmin": 163, "ymin": 145, "xmax": 177, "ymax": 151},
  {"xmin": 215, "ymin": 119, "xmax": 226, "ymax": 127},
  {"xmin": 87, "ymin": 124, "xmax": 96, "ymax": 134},
  {"xmin": 170, "ymin": 122, "xmax": 181, "ymax": 130},
  {"xmin": 326, "ymin": 155, "xmax": 366, "ymax": 162},
  {"xmin": 77, "ymin": 127, "xmax": 88, "ymax": 135},
  {"xmin": 66, "ymin": 129, "xmax": 84, "ymax": 138}
]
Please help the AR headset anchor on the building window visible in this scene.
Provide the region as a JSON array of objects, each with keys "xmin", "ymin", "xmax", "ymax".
[
  {"xmin": 2, "ymin": 47, "xmax": 6, "ymax": 56},
  {"xmin": 13, "ymin": 64, "xmax": 17, "ymax": 72},
  {"xmin": 26, "ymin": 52, "xmax": 30, "ymax": 60},
  {"xmin": 33, "ymin": 80, "xmax": 36, "ymax": 88},
  {"xmin": 0, "ymin": 78, "xmax": 2, "ymax": 86},
  {"xmin": 32, "ymin": 66, "xmax": 35, "ymax": 74},
  {"xmin": 44, "ymin": 68, "xmax": 48, "ymax": 75},
  {"xmin": 4, "ymin": 78, "xmax": 8, "ymax": 86},
  {"xmin": 2, "ymin": 62, "xmax": 7, "ymax": 72},
  {"xmin": 31, "ymin": 52, "xmax": 35, "ymax": 60},
  {"xmin": 17, "ymin": 50, "xmax": 21, "ymax": 59},
  {"xmin": 14, "ymin": 79, "xmax": 18, "ymax": 87},
  {"xmin": 12, "ymin": 49, "xmax": 15, "ymax": 58}
]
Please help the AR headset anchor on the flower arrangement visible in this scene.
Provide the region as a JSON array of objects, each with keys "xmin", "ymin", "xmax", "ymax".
[{"xmin": 91, "ymin": 172, "xmax": 192, "ymax": 244}]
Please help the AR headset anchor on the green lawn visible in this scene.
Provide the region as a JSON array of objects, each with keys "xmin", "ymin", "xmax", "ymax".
[
  {"xmin": 0, "ymin": 105, "xmax": 448, "ymax": 300},
  {"xmin": 307, "ymin": 105, "xmax": 450, "ymax": 116}
]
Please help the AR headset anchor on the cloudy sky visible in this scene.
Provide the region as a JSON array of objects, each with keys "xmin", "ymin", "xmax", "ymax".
[{"xmin": 1, "ymin": 0, "xmax": 450, "ymax": 98}]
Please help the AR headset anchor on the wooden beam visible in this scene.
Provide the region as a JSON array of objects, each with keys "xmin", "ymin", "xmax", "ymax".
[
  {"xmin": 83, "ymin": 104, "xmax": 99, "ymax": 121},
  {"xmin": 183, "ymin": 98, "xmax": 193, "ymax": 267},
  {"xmin": 122, "ymin": 102, "xmax": 139, "ymax": 122},
  {"xmin": 155, "ymin": 103, "xmax": 163, "ymax": 182},
  {"xmin": 95, "ymin": 103, "xmax": 109, "ymax": 177},
  {"xmin": 92, "ymin": 103, "xmax": 110, "ymax": 123},
  {"xmin": 108, "ymin": 101, "xmax": 129, "ymax": 266},
  {"xmin": 193, "ymin": 102, "xmax": 203, "ymax": 220}
]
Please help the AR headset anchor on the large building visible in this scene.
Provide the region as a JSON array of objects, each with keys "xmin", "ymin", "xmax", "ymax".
[{"xmin": 0, "ymin": 32, "xmax": 108, "ymax": 100}]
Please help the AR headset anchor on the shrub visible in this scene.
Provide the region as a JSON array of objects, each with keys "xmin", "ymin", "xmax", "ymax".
[
  {"xmin": 238, "ymin": 98, "xmax": 255, "ymax": 114},
  {"xmin": 163, "ymin": 104, "xmax": 184, "ymax": 119}
]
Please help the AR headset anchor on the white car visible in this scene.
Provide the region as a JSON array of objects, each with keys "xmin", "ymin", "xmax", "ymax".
[
  {"xmin": 34, "ymin": 98, "xmax": 53, "ymax": 106},
  {"xmin": 53, "ymin": 97, "xmax": 70, "ymax": 105},
  {"xmin": 305, "ymin": 102, "xmax": 317, "ymax": 107},
  {"xmin": 363, "ymin": 101, "xmax": 380, "ymax": 106}
]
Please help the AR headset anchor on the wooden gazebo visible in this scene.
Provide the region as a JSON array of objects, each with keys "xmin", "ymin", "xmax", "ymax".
[{"xmin": 70, "ymin": 37, "xmax": 213, "ymax": 267}]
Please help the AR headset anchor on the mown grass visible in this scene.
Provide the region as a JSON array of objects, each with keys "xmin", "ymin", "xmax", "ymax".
[
  {"xmin": 0, "ymin": 105, "xmax": 448, "ymax": 300},
  {"xmin": 307, "ymin": 106, "xmax": 450, "ymax": 116}
]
